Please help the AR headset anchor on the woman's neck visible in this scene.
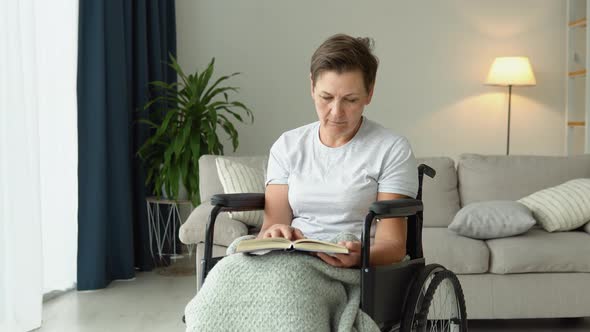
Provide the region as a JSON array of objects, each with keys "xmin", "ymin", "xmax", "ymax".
[{"xmin": 319, "ymin": 117, "xmax": 363, "ymax": 148}]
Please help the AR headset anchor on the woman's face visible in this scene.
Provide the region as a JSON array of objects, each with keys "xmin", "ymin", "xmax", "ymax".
[{"xmin": 311, "ymin": 70, "xmax": 373, "ymax": 138}]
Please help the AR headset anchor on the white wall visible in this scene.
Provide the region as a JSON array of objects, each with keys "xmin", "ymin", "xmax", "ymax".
[{"xmin": 176, "ymin": 0, "xmax": 566, "ymax": 160}]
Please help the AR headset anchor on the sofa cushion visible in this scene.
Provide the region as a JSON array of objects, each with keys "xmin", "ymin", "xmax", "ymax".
[
  {"xmin": 487, "ymin": 228, "xmax": 590, "ymax": 274},
  {"xmin": 216, "ymin": 157, "xmax": 266, "ymax": 228},
  {"xmin": 416, "ymin": 157, "xmax": 461, "ymax": 227},
  {"xmin": 448, "ymin": 201, "xmax": 536, "ymax": 239},
  {"xmin": 179, "ymin": 201, "xmax": 249, "ymax": 246},
  {"xmin": 422, "ymin": 227, "xmax": 489, "ymax": 273},
  {"xmin": 457, "ymin": 154, "xmax": 590, "ymax": 207},
  {"xmin": 518, "ymin": 178, "xmax": 590, "ymax": 232},
  {"xmin": 199, "ymin": 155, "xmax": 268, "ymax": 204}
]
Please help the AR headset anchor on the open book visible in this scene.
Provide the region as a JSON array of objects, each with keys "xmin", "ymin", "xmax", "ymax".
[{"xmin": 235, "ymin": 238, "xmax": 349, "ymax": 255}]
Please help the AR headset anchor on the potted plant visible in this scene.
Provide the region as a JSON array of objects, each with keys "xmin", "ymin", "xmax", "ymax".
[{"xmin": 138, "ymin": 55, "xmax": 254, "ymax": 207}]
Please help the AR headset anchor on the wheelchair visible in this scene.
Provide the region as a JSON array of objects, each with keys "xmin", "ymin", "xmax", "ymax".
[{"xmin": 197, "ymin": 164, "xmax": 468, "ymax": 332}]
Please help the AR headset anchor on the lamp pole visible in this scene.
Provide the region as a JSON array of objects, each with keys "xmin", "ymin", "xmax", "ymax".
[{"xmin": 507, "ymin": 84, "xmax": 512, "ymax": 155}]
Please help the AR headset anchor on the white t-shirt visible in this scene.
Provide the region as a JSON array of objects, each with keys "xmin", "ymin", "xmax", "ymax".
[{"xmin": 265, "ymin": 116, "xmax": 419, "ymax": 241}]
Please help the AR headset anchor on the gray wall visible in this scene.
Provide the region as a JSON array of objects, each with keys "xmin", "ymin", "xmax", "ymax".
[{"xmin": 176, "ymin": 0, "xmax": 566, "ymax": 160}]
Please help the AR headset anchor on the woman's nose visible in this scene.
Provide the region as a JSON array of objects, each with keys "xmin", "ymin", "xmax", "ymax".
[{"xmin": 331, "ymin": 99, "xmax": 343, "ymax": 114}]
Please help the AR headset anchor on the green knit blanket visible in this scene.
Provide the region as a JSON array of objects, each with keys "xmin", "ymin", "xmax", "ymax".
[{"xmin": 184, "ymin": 233, "xmax": 381, "ymax": 332}]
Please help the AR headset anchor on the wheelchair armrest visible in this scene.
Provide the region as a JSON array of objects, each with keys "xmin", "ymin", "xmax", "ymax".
[
  {"xmin": 210, "ymin": 193, "xmax": 265, "ymax": 211},
  {"xmin": 369, "ymin": 199, "xmax": 423, "ymax": 219},
  {"xmin": 202, "ymin": 193, "xmax": 264, "ymax": 286}
]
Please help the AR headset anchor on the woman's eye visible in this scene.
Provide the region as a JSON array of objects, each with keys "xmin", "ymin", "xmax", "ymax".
[
  {"xmin": 345, "ymin": 99, "xmax": 358, "ymax": 103},
  {"xmin": 321, "ymin": 96, "xmax": 333, "ymax": 100}
]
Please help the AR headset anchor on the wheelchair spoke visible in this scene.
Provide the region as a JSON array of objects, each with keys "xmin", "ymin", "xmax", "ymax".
[
  {"xmin": 420, "ymin": 274, "xmax": 464, "ymax": 332},
  {"xmin": 404, "ymin": 266, "xmax": 466, "ymax": 332}
]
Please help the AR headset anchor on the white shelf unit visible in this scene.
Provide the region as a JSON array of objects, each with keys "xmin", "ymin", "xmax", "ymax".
[{"xmin": 566, "ymin": 0, "xmax": 590, "ymax": 155}]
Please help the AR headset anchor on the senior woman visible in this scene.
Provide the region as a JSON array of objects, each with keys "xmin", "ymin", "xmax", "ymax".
[
  {"xmin": 260, "ymin": 34, "xmax": 418, "ymax": 269},
  {"xmin": 185, "ymin": 34, "xmax": 419, "ymax": 332}
]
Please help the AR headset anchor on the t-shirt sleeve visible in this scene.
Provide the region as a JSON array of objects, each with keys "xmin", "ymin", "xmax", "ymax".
[
  {"xmin": 265, "ymin": 134, "xmax": 290, "ymax": 186},
  {"xmin": 377, "ymin": 136, "xmax": 419, "ymax": 199}
]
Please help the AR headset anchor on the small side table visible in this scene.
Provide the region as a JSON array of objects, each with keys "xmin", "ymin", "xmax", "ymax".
[{"xmin": 146, "ymin": 197, "xmax": 194, "ymax": 264}]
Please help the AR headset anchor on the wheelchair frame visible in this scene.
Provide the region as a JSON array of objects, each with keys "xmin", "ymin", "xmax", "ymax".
[{"xmin": 199, "ymin": 164, "xmax": 463, "ymax": 331}]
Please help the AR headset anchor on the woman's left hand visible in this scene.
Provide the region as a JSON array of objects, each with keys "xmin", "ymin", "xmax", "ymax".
[{"xmin": 316, "ymin": 241, "xmax": 362, "ymax": 268}]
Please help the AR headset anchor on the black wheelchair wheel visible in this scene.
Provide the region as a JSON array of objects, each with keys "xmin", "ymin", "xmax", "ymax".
[
  {"xmin": 419, "ymin": 269, "xmax": 467, "ymax": 331},
  {"xmin": 400, "ymin": 264, "xmax": 467, "ymax": 332}
]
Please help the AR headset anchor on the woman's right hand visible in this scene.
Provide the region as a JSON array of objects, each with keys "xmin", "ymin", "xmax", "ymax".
[{"xmin": 260, "ymin": 224, "xmax": 305, "ymax": 241}]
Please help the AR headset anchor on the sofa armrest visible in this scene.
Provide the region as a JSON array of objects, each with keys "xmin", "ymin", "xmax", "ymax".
[
  {"xmin": 584, "ymin": 221, "xmax": 590, "ymax": 234},
  {"xmin": 179, "ymin": 201, "xmax": 248, "ymax": 246}
]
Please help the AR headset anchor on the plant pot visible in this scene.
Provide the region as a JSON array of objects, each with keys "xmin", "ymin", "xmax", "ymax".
[{"xmin": 161, "ymin": 178, "xmax": 188, "ymax": 201}]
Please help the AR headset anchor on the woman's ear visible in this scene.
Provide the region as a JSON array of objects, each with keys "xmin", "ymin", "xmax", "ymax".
[
  {"xmin": 366, "ymin": 85, "xmax": 375, "ymax": 105},
  {"xmin": 310, "ymin": 73, "xmax": 315, "ymax": 98}
]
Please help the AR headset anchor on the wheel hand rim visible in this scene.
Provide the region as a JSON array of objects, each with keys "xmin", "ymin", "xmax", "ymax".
[{"xmin": 414, "ymin": 274, "xmax": 463, "ymax": 332}]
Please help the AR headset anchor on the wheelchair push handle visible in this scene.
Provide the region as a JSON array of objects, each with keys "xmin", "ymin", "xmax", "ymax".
[
  {"xmin": 418, "ymin": 164, "xmax": 436, "ymax": 179},
  {"xmin": 417, "ymin": 164, "xmax": 435, "ymax": 200}
]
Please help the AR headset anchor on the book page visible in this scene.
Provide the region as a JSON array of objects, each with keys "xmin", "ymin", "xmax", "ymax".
[
  {"xmin": 235, "ymin": 237, "xmax": 291, "ymax": 253},
  {"xmin": 293, "ymin": 241, "xmax": 349, "ymax": 254},
  {"xmin": 293, "ymin": 238, "xmax": 341, "ymax": 246}
]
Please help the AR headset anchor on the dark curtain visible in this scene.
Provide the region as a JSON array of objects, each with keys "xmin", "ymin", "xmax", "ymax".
[{"xmin": 77, "ymin": 0, "xmax": 176, "ymax": 290}]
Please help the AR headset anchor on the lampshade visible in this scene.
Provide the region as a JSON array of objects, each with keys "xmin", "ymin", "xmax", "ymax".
[{"xmin": 485, "ymin": 57, "xmax": 536, "ymax": 86}]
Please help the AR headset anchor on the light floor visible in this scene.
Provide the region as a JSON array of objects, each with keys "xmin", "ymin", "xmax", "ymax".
[
  {"xmin": 39, "ymin": 270, "xmax": 590, "ymax": 332},
  {"xmin": 39, "ymin": 271, "xmax": 194, "ymax": 332}
]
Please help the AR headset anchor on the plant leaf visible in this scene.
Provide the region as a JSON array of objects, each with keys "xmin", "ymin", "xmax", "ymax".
[
  {"xmin": 137, "ymin": 119, "xmax": 160, "ymax": 129},
  {"xmin": 217, "ymin": 106, "xmax": 243, "ymax": 122},
  {"xmin": 229, "ymin": 101, "xmax": 254, "ymax": 122},
  {"xmin": 197, "ymin": 58, "xmax": 216, "ymax": 99},
  {"xmin": 168, "ymin": 54, "xmax": 190, "ymax": 88},
  {"xmin": 189, "ymin": 126, "xmax": 201, "ymax": 161},
  {"xmin": 202, "ymin": 87, "xmax": 239, "ymax": 105},
  {"xmin": 202, "ymin": 72, "xmax": 240, "ymax": 102}
]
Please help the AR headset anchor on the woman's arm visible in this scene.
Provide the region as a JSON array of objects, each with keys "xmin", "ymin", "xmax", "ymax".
[
  {"xmin": 316, "ymin": 192, "xmax": 409, "ymax": 267},
  {"xmin": 369, "ymin": 192, "xmax": 409, "ymax": 265},
  {"xmin": 256, "ymin": 184, "xmax": 302, "ymax": 240}
]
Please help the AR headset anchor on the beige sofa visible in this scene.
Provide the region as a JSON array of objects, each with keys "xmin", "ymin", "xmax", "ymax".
[{"xmin": 179, "ymin": 153, "xmax": 590, "ymax": 319}]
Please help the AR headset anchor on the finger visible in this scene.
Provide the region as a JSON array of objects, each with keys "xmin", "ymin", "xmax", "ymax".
[
  {"xmin": 317, "ymin": 252, "xmax": 342, "ymax": 267},
  {"xmin": 282, "ymin": 227, "xmax": 293, "ymax": 240},
  {"xmin": 333, "ymin": 253, "xmax": 348, "ymax": 262},
  {"xmin": 316, "ymin": 252, "xmax": 332, "ymax": 264},
  {"xmin": 263, "ymin": 230, "xmax": 272, "ymax": 238},
  {"xmin": 347, "ymin": 241, "xmax": 362, "ymax": 252},
  {"xmin": 271, "ymin": 229, "xmax": 282, "ymax": 238},
  {"xmin": 294, "ymin": 228, "xmax": 305, "ymax": 240},
  {"xmin": 333, "ymin": 253, "xmax": 357, "ymax": 268}
]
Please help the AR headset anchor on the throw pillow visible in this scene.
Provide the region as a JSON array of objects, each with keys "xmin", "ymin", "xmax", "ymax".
[
  {"xmin": 216, "ymin": 157, "xmax": 265, "ymax": 228},
  {"xmin": 518, "ymin": 178, "xmax": 590, "ymax": 232},
  {"xmin": 448, "ymin": 201, "xmax": 536, "ymax": 239}
]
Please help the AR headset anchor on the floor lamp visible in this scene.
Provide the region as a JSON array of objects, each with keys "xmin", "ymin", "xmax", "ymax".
[{"xmin": 485, "ymin": 57, "xmax": 536, "ymax": 155}]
